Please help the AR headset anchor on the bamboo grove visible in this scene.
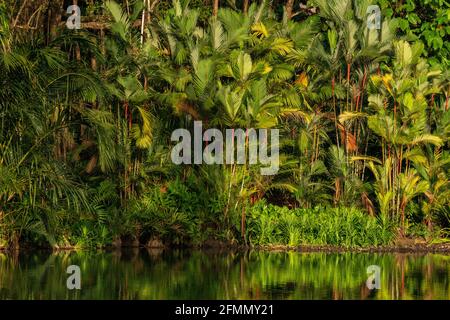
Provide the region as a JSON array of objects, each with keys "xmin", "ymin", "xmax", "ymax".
[{"xmin": 0, "ymin": 0, "xmax": 449, "ymax": 249}]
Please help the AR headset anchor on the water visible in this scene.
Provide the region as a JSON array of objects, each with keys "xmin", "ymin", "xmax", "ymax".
[{"xmin": 0, "ymin": 249, "xmax": 449, "ymax": 300}]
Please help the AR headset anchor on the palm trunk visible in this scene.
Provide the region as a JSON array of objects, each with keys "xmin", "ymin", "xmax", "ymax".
[
  {"xmin": 344, "ymin": 62, "xmax": 351, "ymax": 165},
  {"xmin": 46, "ymin": 0, "xmax": 64, "ymax": 43},
  {"xmin": 332, "ymin": 77, "xmax": 340, "ymax": 149},
  {"xmin": 400, "ymin": 203, "xmax": 405, "ymax": 236},
  {"xmin": 243, "ymin": 0, "xmax": 249, "ymax": 14},
  {"xmin": 124, "ymin": 101, "xmax": 130, "ymax": 201},
  {"xmin": 140, "ymin": 0, "xmax": 147, "ymax": 44},
  {"xmin": 241, "ymin": 206, "xmax": 246, "ymax": 245},
  {"xmin": 11, "ymin": 232, "xmax": 20, "ymax": 250},
  {"xmin": 213, "ymin": 0, "xmax": 219, "ymax": 17},
  {"xmin": 445, "ymin": 94, "xmax": 449, "ymax": 111},
  {"xmin": 285, "ymin": 0, "xmax": 294, "ymax": 20}
]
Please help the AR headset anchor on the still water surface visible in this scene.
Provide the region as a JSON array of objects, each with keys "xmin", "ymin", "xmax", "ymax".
[{"xmin": 0, "ymin": 249, "xmax": 449, "ymax": 299}]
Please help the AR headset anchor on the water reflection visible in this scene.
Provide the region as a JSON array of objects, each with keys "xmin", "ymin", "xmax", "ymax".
[{"xmin": 0, "ymin": 249, "xmax": 449, "ymax": 300}]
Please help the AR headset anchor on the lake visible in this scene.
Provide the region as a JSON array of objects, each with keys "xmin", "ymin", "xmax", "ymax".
[{"xmin": 0, "ymin": 249, "xmax": 449, "ymax": 300}]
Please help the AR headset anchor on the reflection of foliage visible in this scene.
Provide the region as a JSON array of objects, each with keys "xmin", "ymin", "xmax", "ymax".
[{"xmin": 0, "ymin": 250, "xmax": 449, "ymax": 300}]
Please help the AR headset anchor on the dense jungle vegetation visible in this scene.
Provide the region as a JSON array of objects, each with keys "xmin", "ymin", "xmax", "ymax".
[{"xmin": 0, "ymin": 0, "xmax": 449, "ymax": 250}]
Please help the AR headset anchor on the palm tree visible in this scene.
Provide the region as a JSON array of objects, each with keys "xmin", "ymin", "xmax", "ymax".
[
  {"xmin": 1, "ymin": 2, "xmax": 122, "ymax": 248},
  {"xmin": 412, "ymin": 147, "xmax": 450, "ymax": 233},
  {"xmin": 0, "ymin": 8, "xmax": 95, "ymax": 248},
  {"xmin": 350, "ymin": 40, "xmax": 445, "ymax": 234}
]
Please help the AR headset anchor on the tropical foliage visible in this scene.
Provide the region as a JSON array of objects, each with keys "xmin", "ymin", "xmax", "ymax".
[{"xmin": 0, "ymin": 0, "xmax": 448, "ymax": 249}]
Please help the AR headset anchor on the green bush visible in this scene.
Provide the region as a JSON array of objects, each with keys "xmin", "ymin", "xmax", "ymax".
[
  {"xmin": 128, "ymin": 177, "xmax": 222, "ymax": 245},
  {"xmin": 378, "ymin": 0, "xmax": 450, "ymax": 67}
]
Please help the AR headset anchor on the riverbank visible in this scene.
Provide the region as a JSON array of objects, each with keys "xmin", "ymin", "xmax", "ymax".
[
  {"xmin": 3, "ymin": 238, "xmax": 450, "ymax": 254},
  {"xmin": 258, "ymin": 242, "xmax": 450, "ymax": 253},
  {"xmin": 1, "ymin": 203, "xmax": 447, "ymax": 253},
  {"xmin": 208, "ymin": 239, "xmax": 450, "ymax": 253}
]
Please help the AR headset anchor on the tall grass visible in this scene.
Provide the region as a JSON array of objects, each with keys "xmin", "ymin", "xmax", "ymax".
[{"xmin": 247, "ymin": 200, "xmax": 395, "ymax": 247}]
